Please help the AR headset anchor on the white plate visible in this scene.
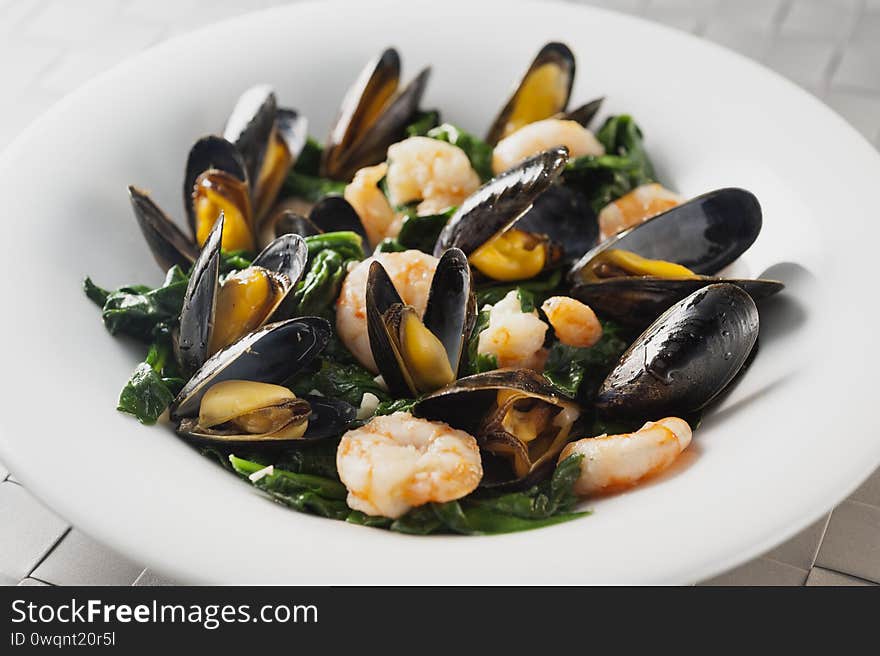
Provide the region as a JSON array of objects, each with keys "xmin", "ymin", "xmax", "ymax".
[{"xmin": 0, "ymin": 0, "xmax": 877, "ymax": 585}]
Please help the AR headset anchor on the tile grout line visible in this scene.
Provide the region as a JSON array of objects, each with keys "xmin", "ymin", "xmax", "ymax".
[{"xmin": 25, "ymin": 526, "xmax": 71, "ymax": 580}]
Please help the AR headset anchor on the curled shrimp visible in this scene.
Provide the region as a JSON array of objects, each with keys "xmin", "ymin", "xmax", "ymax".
[
  {"xmin": 559, "ymin": 417, "xmax": 692, "ymax": 496},
  {"xmin": 343, "ymin": 162, "xmax": 403, "ymax": 248},
  {"xmin": 598, "ymin": 183, "xmax": 682, "ymax": 241},
  {"xmin": 492, "ymin": 118, "xmax": 604, "ymax": 175},
  {"xmin": 336, "ymin": 250, "xmax": 439, "ymax": 372},
  {"xmin": 541, "ymin": 296, "xmax": 602, "ymax": 348},
  {"xmin": 477, "ymin": 290, "xmax": 549, "ymax": 371},
  {"xmin": 336, "ymin": 411, "xmax": 483, "ymax": 518},
  {"xmin": 344, "ymin": 137, "xmax": 480, "ymax": 247}
]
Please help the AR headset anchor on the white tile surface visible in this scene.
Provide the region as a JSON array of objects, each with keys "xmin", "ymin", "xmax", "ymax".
[
  {"xmin": 834, "ymin": 43, "xmax": 880, "ymax": 92},
  {"xmin": 781, "ymin": 0, "xmax": 860, "ymax": 39},
  {"xmin": 805, "ymin": 566, "xmax": 877, "ymax": 586},
  {"xmin": 30, "ymin": 529, "xmax": 144, "ymax": 586},
  {"xmin": 815, "ymin": 501, "xmax": 880, "ymax": 583},
  {"xmin": 700, "ymin": 557, "xmax": 809, "ymax": 586},
  {"xmin": 0, "ymin": 481, "xmax": 69, "ymax": 581}
]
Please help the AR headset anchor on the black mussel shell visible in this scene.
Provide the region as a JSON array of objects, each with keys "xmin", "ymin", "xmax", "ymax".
[
  {"xmin": 334, "ymin": 67, "xmax": 431, "ymax": 181},
  {"xmin": 308, "ymin": 196, "xmax": 368, "ymax": 241},
  {"xmin": 365, "ymin": 260, "xmax": 412, "ymax": 397},
  {"xmin": 252, "ymin": 233, "xmax": 308, "ymax": 286},
  {"xmin": 569, "ymin": 188, "xmax": 763, "ymax": 282},
  {"xmin": 223, "ymin": 85, "xmax": 277, "ymax": 184},
  {"xmin": 596, "ymin": 283, "xmax": 759, "ymax": 418},
  {"xmin": 275, "ymin": 107, "xmax": 308, "ymax": 162},
  {"xmin": 183, "ymin": 136, "xmax": 249, "ymax": 237},
  {"xmin": 177, "ymin": 213, "xmax": 224, "ymax": 376},
  {"xmin": 171, "ymin": 316, "xmax": 331, "ymax": 420},
  {"xmin": 433, "ymin": 146, "xmax": 569, "ymax": 257},
  {"xmin": 486, "ymin": 42, "xmax": 576, "ymax": 146},
  {"xmin": 563, "ymin": 97, "xmax": 604, "ymax": 128},
  {"xmin": 176, "ymin": 394, "xmax": 356, "ymax": 448},
  {"xmin": 514, "ymin": 184, "xmax": 597, "ymax": 264},
  {"xmin": 321, "ymin": 47, "xmax": 400, "ymax": 180},
  {"xmin": 422, "ymin": 248, "xmax": 476, "ymax": 374},
  {"xmin": 274, "ymin": 211, "xmax": 322, "ymax": 239},
  {"xmin": 572, "ymin": 276, "xmax": 784, "ymax": 331},
  {"xmin": 128, "ymin": 186, "xmax": 198, "ymax": 271}
]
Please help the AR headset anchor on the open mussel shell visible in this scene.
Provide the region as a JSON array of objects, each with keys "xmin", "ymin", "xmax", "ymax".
[
  {"xmin": 422, "ymin": 248, "xmax": 476, "ymax": 374},
  {"xmin": 433, "ymin": 146, "xmax": 569, "ymax": 257},
  {"xmin": 128, "ymin": 186, "xmax": 198, "ymax": 271},
  {"xmin": 321, "ymin": 47, "xmax": 401, "ymax": 180},
  {"xmin": 366, "ymin": 250, "xmax": 474, "ymax": 397},
  {"xmin": 486, "ymin": 42, "xmax": 576, "ymax": 146},
  {"xmin": 183, "ymin": 135, "xmax": 249, "ymax": 237},
  {"xmin": 171, "ymin": 316, "xmax": 331, "ymax": 421},
  {"xmin": 223, "ymin": 85, "xmax": 278, "ymax": 183},
  {"xmin": 274, "ymin": 211, "xmax": 322, "ymax": 239},
  {"xmin": 275, "ymin": 108, "xmax": 308, "ymax": 159},
  {"xmin": 252, "ymin": 233, "xmax": 308, "ymax": 284},
  {"xmin": 570, "ymin": 188, "xmax": 763, "ymax": 281},
  {"xmin": 413, "ymin": 369, "xmax": 580, "ymax": 490},
  {"xmin": 514, "ymin": 184, "xmax": 597, "ymax": 264},
  {"xmin": 177, "ymin": 394, "xmax": 356, "ymax": 448},
  {"xmin": 333, "ymin": 67, "xmax": 431, "ymax": 181},
  {"xmin": 177, "ymin": 213, "xmax": 224, "ymax": 375},
  {"xmin": 596, "ymin": 283, "xmax": 759, "ymax": 419},
  {"xmin": 308, "ymin": 196, "xmax": 368, "ymax": 241},
  {"xmin": 572, "ymin": 276, "xmax": 783, "ymax": 331},
  {"xmin": 562, "ymin": 97, "xmax": 604, "ymax": 128}
]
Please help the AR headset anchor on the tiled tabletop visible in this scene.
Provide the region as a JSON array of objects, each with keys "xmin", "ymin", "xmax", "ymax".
[{"xmin": 1, "ymin": 0, "xmax": 878, "ymax": 587}]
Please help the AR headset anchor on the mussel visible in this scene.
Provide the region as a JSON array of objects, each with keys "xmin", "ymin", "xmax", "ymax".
[
  {"xmin": 321, "ymin": 48, "xmax": 430, "ymax": 181},
  {"xmin": 171, "ymin": 317, "xmax": 355, "ymax": 445},
  {"xmin": 176, "ymin": 381, "xmax": 354, "ymax": 446},
  {"xmin": 366, "ymin": 248, "xmax": 475, "ymax": 397},
  {"xmin": 596, "ymin": 283, "xmax": 759, "ymax": 419},
  {"xmin": 433, "ymin": 146, "xmax": 569, "ymax": 281},
  {"xmin": 130, "ymin": 87, "xmax": 308, "ymax": 269},
  {"xmin": 171, "ymin": 316, "xmax": 330, "ymax": 419},
  {"xmin": 414, "ymin": 369, "xmax": 580, "ymax": 489},
  {"xmin": 177, "ymin": 216, "xmax": 308, "ymax": 375},
  {"xmin": 569, "ymin": 188, "xmax": 783, "ymax": 329},
  {"xmin": 272, "ymin": 195, "xmax": 368, "ymax": 243},
  {"xmin": 486, "ymin": 42, "xmax": 576, "ymax": 146}
]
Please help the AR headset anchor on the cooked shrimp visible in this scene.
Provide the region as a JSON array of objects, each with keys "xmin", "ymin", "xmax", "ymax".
[
  {"xmin": 541, "ymin": 296, "xmax": 602, "ymax": 348},
  {"xmin": 336, "ymin": 250, "xmax": 439, "ymax": 372},
  {"xmin": 385, "ymin": 136, "xmax": 481, "ymax": 214},
  {"xmin": 598, "ymin": 183, "xmax": 682, "ymax": 241},
  {"xmin": 492, "ymin": 118, "xmax": 604, "ymax": 174},
  {"xmin": 477, "ymin": 290, "xmax": 549, "ymax": 371},
  {"xmin": 559, "ymin": 417, "xmax": 692, "ymax": 496},
  {"xmin": 336, "ymin": 411, "xmax": 483, "ymax": 518},
  {"xmin": 343, "ymin": 162, "xmax": 402, "ymax": 248}
]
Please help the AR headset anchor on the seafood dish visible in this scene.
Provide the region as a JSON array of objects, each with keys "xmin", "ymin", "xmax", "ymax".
[{"xmin": 83, "ymin": 43, "xmax": 782, "ymax": 535}]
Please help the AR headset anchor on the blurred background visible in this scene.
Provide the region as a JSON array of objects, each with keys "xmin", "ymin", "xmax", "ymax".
[{"xmin": 1, "ymin": 0, "xmax": 878, "ymax": 586}]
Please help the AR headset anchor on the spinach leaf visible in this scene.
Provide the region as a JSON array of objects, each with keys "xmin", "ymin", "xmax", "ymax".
[
  {"xmin": 303, "ymin": 231, "xmax": 364, "ymax": 261},
  {"xmin": 463, "ymin": 307, "xmax": 498, "ymax": 376},
  {"xmin": 346, "ymin": 511, "xmax": 394, "ymax": 529},
  {"xmin": 290, "ymin": 359, "xmax": 390, "ymax": 408},
  {"xmin": 229, "ymin": 455, "xmax": 347, "ymax": 499},
  {"xmin": 543, "ymin": 321, "xmax": 628, "ymax": 398},
  {"xmin": 292, "ymin": 137, "xmax": 324, "ymax": 176},
  {"xmin": 405, "ymin": 110, "xmax": 441, "ymax": 137},
  {"xmin": 474, "ymin": 268, "xmax": 562, "ymax": 309},
  {"xmin": 83, "ymin": 277, "xmax": 109, "ymax": 307},
  {"xmin": 291, "ymin": 232, "xmax": 364, "ymax": 316},
  {"xmin": 220, "ymin": 250, "xmax": 253, "ymax": 274},
  {"xmin": 563, "ymin": 115, "xmax": 656, "ymax": 213},
  {"xmin": 89, "ymin": 265, "xmax": 189, "ymax": 342},
  {"xmin": 376, "ymin": 238, "xmax": 408, "ymax": 253},
  {"xmin": 117, "ymin": 338, "xmax": 184, "ymax": 424},
  {"xmin": 425, "ymin": 123, "xmax": 494, "ymax": 181},
  {"xmin": 374, "ymin": 398, "xmax": 416, "ymax": 416},
  {"xmin": 394, "ymin": 207, "xmax": 455, "ymax": 253},
  {"xmin": 283, "ymin": 171, "xmax": 346, "ymax": 203}
]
